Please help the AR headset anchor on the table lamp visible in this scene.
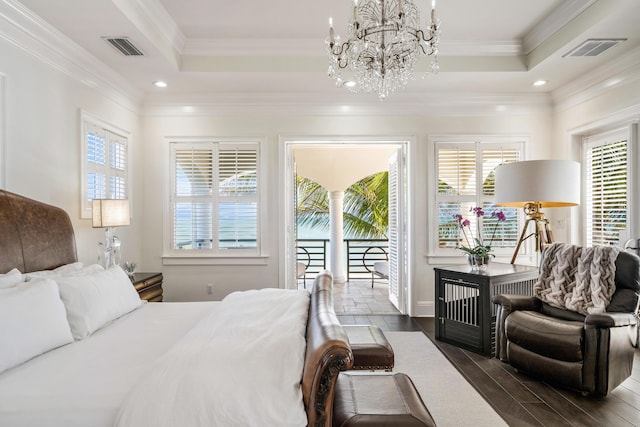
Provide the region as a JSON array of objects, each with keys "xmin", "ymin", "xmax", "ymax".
[
  {"xmin": 92, "ymin": 199, "xmax": 130, "ymax": 268},
  {"xmin": 494, "ymin": 160, "xmax": 580, "ymax": 263}
]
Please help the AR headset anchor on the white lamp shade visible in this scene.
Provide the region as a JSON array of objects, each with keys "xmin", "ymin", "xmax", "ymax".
[
  {"xmin": 494, "ymin": 160, "xmax": 580, "ymax": 207},
  {"xmin": 92, "ymin": 199, "xmax": 130, "ymax": 228}
]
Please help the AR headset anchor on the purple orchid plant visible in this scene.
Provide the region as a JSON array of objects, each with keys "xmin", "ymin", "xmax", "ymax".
[{"xmin": 454, "ymin": 207, "xmax": 506, "ymax": 258}]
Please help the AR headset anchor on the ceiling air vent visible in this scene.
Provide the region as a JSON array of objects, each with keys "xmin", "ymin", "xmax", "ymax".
[
  {"xmin": 103, "ymin": 37, "xmax": 144, "ymax": 56},
  {"xmin": 563, "ymin": 38, "xmax": 626, "ymax": 57}
]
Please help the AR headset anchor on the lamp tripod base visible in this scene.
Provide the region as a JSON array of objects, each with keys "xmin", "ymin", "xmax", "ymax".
[{"xmin": 510, "ymin": 202, "xmax": 554, "ymax": 264}]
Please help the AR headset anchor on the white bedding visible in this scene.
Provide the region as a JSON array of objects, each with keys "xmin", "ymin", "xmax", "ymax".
[
  {"xmin": 115, "ymin": 288, "xmax": 310, "ymax": 427},
  {"xmin": 0, "ymin": 301, "xmax": 218, "ymax": 427}
]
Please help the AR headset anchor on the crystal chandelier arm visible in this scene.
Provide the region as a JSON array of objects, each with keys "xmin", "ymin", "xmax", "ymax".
[{"xmin": 328, "ymin": 40, "xmax": 351, "ymax": 69}]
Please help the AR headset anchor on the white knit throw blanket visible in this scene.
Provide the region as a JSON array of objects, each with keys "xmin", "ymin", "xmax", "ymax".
[{"xmin": 534, "ymin": 243, "xmax": 620, "ymax": 315}]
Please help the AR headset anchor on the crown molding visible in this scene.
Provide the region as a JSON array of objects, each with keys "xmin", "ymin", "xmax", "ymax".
[
  {"xmin": 112, "ymin": 0, "xmax": 185, "ymax": 67},
  {"xmin": 182, "ymin": 38, "xmax": 522, "ymax": 58},
  {"xmin": 142, "ymin": 92, "xmax": 551, "ymax": 117},
  {"xmin": 522, "ymin": 0, "xmax": 596, "ymax": 55},
  {"xmin": 0, "ymin": 0, "xmax": 142, "ymax": 113},
  {"xmin": 440, "ymin": 40, "xmax": 521, "ymax": 56},
  {"xmin": 552, "ymin": 45, "xmax": 640, "ymax": 112}
]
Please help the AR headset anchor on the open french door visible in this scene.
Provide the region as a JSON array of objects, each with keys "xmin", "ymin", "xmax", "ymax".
[{"xmin": 388, "ymin": 147, "xmax": 407, "ymax": 313}]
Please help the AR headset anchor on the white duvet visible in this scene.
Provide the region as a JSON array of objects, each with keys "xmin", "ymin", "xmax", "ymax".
[{"xmin": 115, "ymin": 288, "xmax": 310, "ymax": 427}]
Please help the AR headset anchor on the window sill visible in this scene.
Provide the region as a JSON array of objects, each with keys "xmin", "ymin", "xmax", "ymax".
[
  {"xmin": 425, "ymin": 253, "xmax": 538, "ymax": 267},
  {"xmin": 162, "ymin": 254, "xmax": 269, "ymax": 266}
]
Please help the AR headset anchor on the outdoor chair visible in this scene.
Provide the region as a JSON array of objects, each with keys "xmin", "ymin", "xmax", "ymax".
[{"xmin": 363, "ymin": 246, "xmax": 389, "ymax": 287}]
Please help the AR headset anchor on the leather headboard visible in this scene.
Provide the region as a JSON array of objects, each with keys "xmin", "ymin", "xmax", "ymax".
[{"xmin": 0, "ymin": 190, "xmax": 77, "ymax": 273}]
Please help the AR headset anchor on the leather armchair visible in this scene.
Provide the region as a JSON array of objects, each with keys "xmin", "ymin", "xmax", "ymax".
[{"xmin": 493, "ymin": 250, "xmax": 640, "ymax": 397}]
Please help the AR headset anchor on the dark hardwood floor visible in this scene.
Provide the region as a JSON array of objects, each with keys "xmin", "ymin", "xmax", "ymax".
[{"xmin": 338, "ymin": 314, "xmax": 640, "ymax": 427}]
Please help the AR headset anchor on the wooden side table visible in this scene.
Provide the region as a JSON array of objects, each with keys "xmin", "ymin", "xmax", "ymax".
[
  {"xmin": 434, "ymin": 263, "xmax": 538, "ymax": 357},
  {"xmin": 131, "ymin": 272, "xmax": 163, "ymax": 302}
]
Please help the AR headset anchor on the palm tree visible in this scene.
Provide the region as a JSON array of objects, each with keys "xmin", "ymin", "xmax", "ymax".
[{"xmin": 296, "ymin": 172, "xmax": 388, "ymax": 239}]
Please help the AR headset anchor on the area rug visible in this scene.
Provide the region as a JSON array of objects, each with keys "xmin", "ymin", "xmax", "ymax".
[{"xmin": 357, "ymin": 331, "xmax": 508, "ymax": 426}]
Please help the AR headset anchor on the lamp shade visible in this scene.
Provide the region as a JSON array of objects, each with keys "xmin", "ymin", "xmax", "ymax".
[
  {"xmin": 92, "ymin": 199, "xmax": 130, "ymax": 228},
  {"xmin": 494, "ymin": 160, "xmax": 580, "ymax": 207}
]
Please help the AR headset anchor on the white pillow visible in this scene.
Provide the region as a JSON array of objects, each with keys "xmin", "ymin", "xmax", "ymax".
[
  {"xmin": 55, "ymin": 266, "xmax": 142, "ymax": 339},
  {"xmin": 0, "ymin": 278, "xmax": 74, "ymax": 374},
  {"xmin": 0, "ymin": 268, "xmax": 23, "ymax": 289},
  {"xmin": 25, "ymin": 262, "xmax": 86, "ymax": 280}
]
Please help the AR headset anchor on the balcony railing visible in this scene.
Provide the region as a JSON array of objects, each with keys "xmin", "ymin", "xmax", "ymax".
[{"xmin": 296, "ymin": 238, "xmax": 389, "ymax": 281}]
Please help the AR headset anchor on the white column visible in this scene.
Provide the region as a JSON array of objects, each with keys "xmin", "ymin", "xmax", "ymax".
[{"xmin": 329, "ymin": 190, "xmax": 346, "ymax": 283}]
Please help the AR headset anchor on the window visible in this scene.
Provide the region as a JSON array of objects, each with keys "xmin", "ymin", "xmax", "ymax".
[
  {"xmin": 433, "ymin": 140, "xmax": 523, "ymax": 255},
  {"xmin": 584, "ymin": 129, "xmax": 628, "ymax": 246},
  {"xmin": 170, "ymin": 141, "xmax": 260, "ymax": 255},
  {"xmin": 80, "ymin": 112, "xmax": 129, "ymax": 218}
]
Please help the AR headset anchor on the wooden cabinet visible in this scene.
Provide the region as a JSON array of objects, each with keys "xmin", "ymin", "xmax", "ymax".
[
  {"xmin": 434, "ymin": 263, "xmax": 538, "ymax": 357},
  {"xmin": 131, "ymin": 272, "xmax": 163, "ymax": 302}
]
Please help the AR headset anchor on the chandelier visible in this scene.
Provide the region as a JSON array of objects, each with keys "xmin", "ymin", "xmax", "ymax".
[{"xmin": 326, "ymin": 0, "xmax": 440, "ymax": 99}]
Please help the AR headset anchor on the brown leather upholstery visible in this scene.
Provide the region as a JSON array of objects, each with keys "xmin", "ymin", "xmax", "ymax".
[
  {"xmin": 0, "ymin": 190, "xmax": 77, "ymax": 273},
  {"xmin": 343, "ymin": 325, "xmax": 394, "ymax": 370},
  {"xmin": 493, "ymin": 249, "xmax": 640, "ymax": 396},
  {"xmin": 303, "ymin": 271, "xmax": 354, "ymax": 427},
  {"xmin": 333, "ymin": 373, "xmax": 436, "ymax": 426}
]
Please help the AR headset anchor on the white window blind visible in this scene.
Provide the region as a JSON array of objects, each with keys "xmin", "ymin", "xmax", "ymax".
[
  {"xmin": 584, "ymin": 130, "xmax": 628, "ymax": 246},
  {"xmin": 81, "ymin": 112, "xmax": 129, "ymax": 218},
  {"xmin": 435, "ymin": 142, "xmax": 522, "ymax": 253},
  {"xmin": 171, "ymin": 141, "xmax": 259, "ymax": 254}
]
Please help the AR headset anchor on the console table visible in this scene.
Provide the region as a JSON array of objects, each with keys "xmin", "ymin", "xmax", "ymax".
[{"xmin": 434, "ymin": 263, "xmax": 538, "ymax": 357}]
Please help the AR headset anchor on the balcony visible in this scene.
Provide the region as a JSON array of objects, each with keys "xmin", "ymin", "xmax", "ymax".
[{"xmin": 296, "ymin": 238, "xmax": 389, "ymax": 284}]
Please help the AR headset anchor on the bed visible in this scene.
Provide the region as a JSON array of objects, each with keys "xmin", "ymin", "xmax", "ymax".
[{"xmin": 0, "ymin": 190, "xmax": 353, "ymax": 426}]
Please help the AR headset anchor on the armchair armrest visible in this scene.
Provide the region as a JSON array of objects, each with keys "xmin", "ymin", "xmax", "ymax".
[
  {"xmin": 492, "ymin": 294, "xmax": 541, "ymax": 362},
  {"xmin": 585, "ymin": 312, "xmax": 638, "ymax": 328},
  {"xmin": 492, "ymin": 294, "xmax": 541, "ymax": 312}
]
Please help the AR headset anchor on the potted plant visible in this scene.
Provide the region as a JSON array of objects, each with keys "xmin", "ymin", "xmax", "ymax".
[{"xmin": 454, "ymin": 207, "xmax": 506, "ymax": 271}]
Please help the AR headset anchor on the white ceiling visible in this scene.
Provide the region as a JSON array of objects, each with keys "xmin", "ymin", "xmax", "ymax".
[{"xmin": 14, "ymin": 0, "xmax": 640, "ymax": 107}]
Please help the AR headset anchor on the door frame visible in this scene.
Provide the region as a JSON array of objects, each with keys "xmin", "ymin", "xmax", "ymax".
[{"xmin": 278, "ymin": 136, "xmax": 413, "ymax": 315}]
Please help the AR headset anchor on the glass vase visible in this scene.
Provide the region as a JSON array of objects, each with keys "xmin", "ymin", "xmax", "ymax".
[
  {"xmin": 467, "ymin": 254, "xmax": 478, "ymax": 271},
  {"xmin": 474, "ymin": 255, "xmax": 491, "ymax": 272}
]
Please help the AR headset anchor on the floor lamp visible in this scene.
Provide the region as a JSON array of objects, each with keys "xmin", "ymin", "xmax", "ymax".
[{"xmin": 494, "ymin": 160, "xmax": 580, "ymax": 264}]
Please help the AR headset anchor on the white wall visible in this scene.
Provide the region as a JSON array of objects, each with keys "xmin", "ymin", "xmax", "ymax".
[
  {"xmin": 11, "ymin": 13, "xmax": 639, "ymax": 316},
  {"xmin": 552, "ymin": 68, "xmax": 640, "ymax": 247},
  {"xmin": 141, "ymin": 111, "xmax": 554, "ymax": 314},
  {"xmin": 0, "ymin": 38, "xmax": 143, "ymax": 268}
]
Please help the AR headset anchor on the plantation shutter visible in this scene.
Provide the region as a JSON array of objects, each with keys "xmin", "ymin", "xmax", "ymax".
[
  {"xmin": 108, "ymin": 131, "xmax": 127, "ymax": 199},
  {"xmin": 86, "ymin": 122, "xmax": 107, "ymax": 202},
  {"xmin": 82, "ymin": 113, "xmax": 129, "ymax": 218},
  {"xmin": 387, "ymin": 149, "xmax": 405, "ymax": 312},
  {"xmin": 478, "ymin": 148, "xmax": 520, "ymax": 248},
  {"xmin": 435, "ymin": 142, "xmax": 521, "ymax": 253},
  {"xmin": 218, "ymin": 145, "xmax": 258, "ymax": 249},
  {"xmin": 171, "ymin": 141, "xmax": 259, "ymax": 254},
  {"xmin": 585, "ymin": 130, "xmax": 628, "ymax": 246},
  {"xmin": 388, "ymin": 151, "xmax": 399, "ymax": 309},
  {"xmin": 173, "ymin": 145, "xmax": 215, "ymax": 250}
]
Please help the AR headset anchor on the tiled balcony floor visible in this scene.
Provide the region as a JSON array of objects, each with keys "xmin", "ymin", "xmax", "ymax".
[{"xmin": 331, "ymin": 279, "xmax": 399, "ymax": 315}]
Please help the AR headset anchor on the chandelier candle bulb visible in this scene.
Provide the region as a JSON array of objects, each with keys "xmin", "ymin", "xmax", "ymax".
[{"xmin": 329, "ymin": 17, "xmax": 334, "ymax": 45}]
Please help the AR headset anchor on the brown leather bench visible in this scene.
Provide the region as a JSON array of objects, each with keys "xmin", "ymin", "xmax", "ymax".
[
  {"xmin": 333, "ymin": 372, "xmax": 436, "ymax": 426},
  {"xmin": 343, "ymin": 325, "xmax": 394, "ymax": 370}
]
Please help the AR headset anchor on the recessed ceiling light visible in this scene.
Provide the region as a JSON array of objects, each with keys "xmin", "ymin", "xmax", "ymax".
[
  {"xmin": 153, "ymin": 81, "xmax": 168, "ymax": 88},
  {"xmin": 533, "ymin": 80, "xmax": 547, "ymax": 87}
]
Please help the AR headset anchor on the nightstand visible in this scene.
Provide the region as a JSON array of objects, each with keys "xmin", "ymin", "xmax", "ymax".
[{"xmin": 130, "ymin": 272, "xmax": 163, "ymax": 302}]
